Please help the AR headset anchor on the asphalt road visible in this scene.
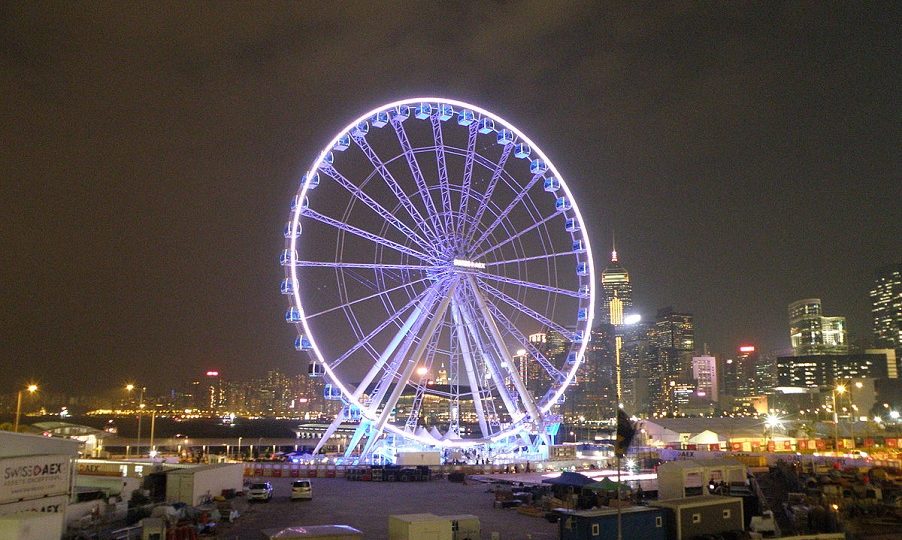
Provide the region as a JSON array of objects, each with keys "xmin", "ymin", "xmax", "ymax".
[{"xmin": 214, "ymin": 475, "xmax": 558, "ymax": 540}]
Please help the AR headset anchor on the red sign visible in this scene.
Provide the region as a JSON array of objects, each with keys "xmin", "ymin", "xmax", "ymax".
[
  {"xmin": 864, "ymin": 438, "xmax": 874, "ymax": 448},
  {"xmin": 739, "ymin": 346, "xmax": 756, "ymax": 352},
  {"xmin": 206, "ymin": 371, "xmax": 219, "ymax": 377},
  {"xmin": 783, "ymin": 441, "xmax": 792, "ymax": 450},
  {"xmin": 752, "ymin": 441, "xmax": 761, "ymax": 451},
  {"xmin": 816, "ymin": 439, "xmax": 826, "ymax": 451},
  {"xmin": 767, "ymin": 441, "xmax": 776, "ymax": 452},
  {"xmin": 887, "ymin": 438, "xmax": 898, "ymax": 448},
  {"xmin": 798, "ymin": 439, "xmax": 808, "ymax": 450},
  {"xmin": 686, "ymin": 444, "xmax": 697, "ymax": 451},
  {"xmin": 709, "ymin": 444, "xmax": 721, "ymax": 451},
  {"xmin": 731, "ymin": 442, "xmax": 742, "ymax": 451}
]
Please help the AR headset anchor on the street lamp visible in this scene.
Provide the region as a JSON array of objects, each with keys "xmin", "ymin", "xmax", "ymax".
[
  {"xmin": 833, "ymin": 384, "xmax": 846, "ymax": 454},
  {"xmin": 14, "ymin": 384, "xmax": 38, "ymax": 432}
]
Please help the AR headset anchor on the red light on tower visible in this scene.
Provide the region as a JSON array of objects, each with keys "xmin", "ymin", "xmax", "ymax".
[
  {"xmin": 739, "ymin": 346, "xmax": 755, "ymax": 353},
  {"xmin": 205, "ymin": 370, "xmax": 220, "ymax": 377}
]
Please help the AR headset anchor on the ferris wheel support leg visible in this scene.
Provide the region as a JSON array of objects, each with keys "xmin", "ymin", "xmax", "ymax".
[
  {"xmin": 343, "ymin": 419, "xmax": 371, "ymax": 458},
  {"xmin": 466, "ymin": 276, "xmax": 545, "ymax": 436},
  {"xmin": 454, "ymin": 294, "xmax": 522, "ymax": 424},
  {"xmin": 361, "ymin": 282, "xmax": 458, "ymax": 457},
  {"xmin": 450, "ymin": 299, "xmax": 491, "ymax": 439},
  {"xmin": 312, "ymin": 410, "xmax": 348, "ymax": 456}
]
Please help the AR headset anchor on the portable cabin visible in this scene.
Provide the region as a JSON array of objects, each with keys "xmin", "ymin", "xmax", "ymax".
[
  {"xmin": 576, "ymin": 262, "xmax": 589, "ymax": 276},
  {"xmin": 477, "ymin": 118, "xmax": 494, "ymax": 134},
  {"xmin": 304, "ymin": 172, "xmax": 320, "ymax": 188},
  {"xmin": 557, "ymin": 506, "xmax": 667, "ymax": 540},
  {"xmin": 351, "ymin": 121, "xmax": 368, "ymax": 136},
  {"xmin": 285, "ymin": 307, "xmax": 302, "ymax": 323},
  {"xmin": 280, "ymin": 249, "xmax": 297, "ymax": 266},
  {"xmin": 283, "ymin": 221, "xmax": 302, "ymax": 238},
  {"xmin": 556, "ymin": 196, "xmax": 572, "ymax": 211},
  {"xmin": 544, "ymin": 177, "xmax": 561, "ymax": 192},
  {"xmin": 496, "ymin": 129, "xmax": 514, "ymax": 146},
  {"xmin": 514, "ymin": 143, "xmax": 531, "ymax": 159},
  {"xmin": 651, "ymin": 495, "xmax": 744, "ymax": 540},
  {"xmin": 295, "ymin": 335, "xmax": 312, "ymax": 351},
  {"xmin": 565, "ymin": 217, "xmax": 580, "ymax": 232},
  {"xmin": 394, "ymin": 105, "xmax": 410, "ymax": 121},
  {"xmin": 280, "ymin": 278, "xmax": 295, "ymax": 295}
]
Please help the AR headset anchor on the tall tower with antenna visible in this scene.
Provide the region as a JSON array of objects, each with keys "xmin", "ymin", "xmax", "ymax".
[{"xmin": 601, "ymin": 233, "xmax": 633, "ymax": 325}]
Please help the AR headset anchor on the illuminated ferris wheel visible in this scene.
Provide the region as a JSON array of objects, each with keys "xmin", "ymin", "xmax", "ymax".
[{"xmin": 280, "ymin": 98, "xmax": 595, "ymax": 460}]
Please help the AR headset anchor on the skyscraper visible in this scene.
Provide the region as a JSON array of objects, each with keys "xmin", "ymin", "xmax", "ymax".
[
  {"xmin": 600, "ymin": 239, "xmax": 632, "ymax": 325},
  {"xmin": 788, "ymin": 298, "xmax": 848, "ymax": 355},
  {"xmin": 871, "ymin": 263, "xmax": 901, "ymax": 349},
  {"xmin": 651, "ymin": 307, "xmax": 695, "ymax": 414},
  {"xmin": 691, "ymin": 354, "xmax": 718, "ymax": 401}
]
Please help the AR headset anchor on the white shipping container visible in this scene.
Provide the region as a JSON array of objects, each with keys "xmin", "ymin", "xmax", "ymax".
[
  {"xmin": 388, "ymin": 513, "xmax": 452, "ymax": 540},
  {"xmin": 0, "ymin": 494, "xmax": 68, "ymax": 517},
  {"xmin": 395, "ymin": 452, "xmax": 441, "ymax": 466},
  {"xmin": 0, "ymin": 454, "xmax": 71, "ymax": 505},
  {"xmin": 0, "ymin": 511, "xmax": 64, "ymax": 540}
]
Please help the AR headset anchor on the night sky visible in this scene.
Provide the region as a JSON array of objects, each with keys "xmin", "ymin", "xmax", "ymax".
[{"xmin": 2, "ymin": 3, "xmax": 899, "ymax": 395}]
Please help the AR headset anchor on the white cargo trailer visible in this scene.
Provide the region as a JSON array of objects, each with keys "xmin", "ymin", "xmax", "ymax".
[{"xmin": 165, "ymin": 463, "xmax": 244, "ymax": 505}]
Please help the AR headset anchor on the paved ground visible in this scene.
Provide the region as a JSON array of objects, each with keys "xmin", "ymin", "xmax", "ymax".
[{"xmin": 214, "ymin": 475, "xmax": 557, "ymax": 540}]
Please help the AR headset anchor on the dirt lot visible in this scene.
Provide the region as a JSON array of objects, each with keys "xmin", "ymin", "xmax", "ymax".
[{"xmin": 214, "ymin": 475, "xmax": 557, "ymax": 540}]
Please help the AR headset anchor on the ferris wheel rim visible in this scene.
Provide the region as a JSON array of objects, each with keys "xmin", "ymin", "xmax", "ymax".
[{"xmin": 286, "ymin": 97, "xmax": 597, "ymax": 448}]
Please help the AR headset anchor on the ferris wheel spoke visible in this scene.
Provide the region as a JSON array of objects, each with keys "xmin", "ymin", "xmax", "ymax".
[
  {"xmin": 472, "ymin": 212, "xmax": 560, "ymax": 261},
  {"xmin": 465, "ymin": 276, "xmax": 543, "ymax": 428},
  {"xmin": 456, "ymin": 297, "xmax": 524, "ymax": 424},
  {"xmin": 302, "ymin": 208, "xmax": 439, "ymax": 263},
  {"xmin": 473, "ymin": 271, "xmax": 583, "ymax": 299},
  {"xmin": 430, "ymin": 116, "xmax": 455, "ymax": 239},
  {"xmin": 351, "ymin": 134, "xmax": 440, "ymax": 242},
  {"xmin": 482, "ymin": 250, "xmax": 576, "ymax": 268},
  {"xmin": 329, "ymin": 284, "xmax": 438, "ymax": 370},
  {"xmin": 466, "ymin": 173, "xmax": 544, "ymax": 258},
  {"xmin": 456, "ymin": 121, "xmax": 480, "ymax": 243},
  {"xmin": 450, "ymin": 298, "xmax": 493, "ymax": 438},
  {"xmin": 294, "ymin": 260, "xmax": 433, "ymax": 271},
  {"xmin": 391, "ymin": 119, "xmax": 448, "ymax": 245},
  {"xmin": 318, "ymin": 163, "xmax": 437, "ymax": 255},
  {"xmin": 463, "ymin": 143, "xmax": 513, "ymax": 247},
  {"xmin": 478, "ymin": 295, "xmax": 566, "ymax": 384},
  {"xmin": 305, "ymin": 275, "xmax": 437, "ymax": 320},
  {"xmin": 473, "ymin": 278, "xmax": 574, "ymax": 339}
]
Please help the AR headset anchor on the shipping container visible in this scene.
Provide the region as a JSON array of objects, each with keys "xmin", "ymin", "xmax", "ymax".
[{"xmin": 388, "ymin": 513, "xmax": 452, "ymax": 540}]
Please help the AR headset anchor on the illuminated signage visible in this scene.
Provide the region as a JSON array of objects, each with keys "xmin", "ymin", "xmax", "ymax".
[
  {"xmin": 739, "ymin": 346, "xmax": 755, "ymax": 353},
  {"xmin": 205, "ymin": 371, "xmax": 219, "ymax": 377}
]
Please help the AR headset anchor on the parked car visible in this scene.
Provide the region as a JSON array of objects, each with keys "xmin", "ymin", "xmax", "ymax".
[
  {"xmin": 247, "ymin": 482, "xmax": 273, "ymax": 502},
  {"xmin": 291, "ymin": 479, "xmax": 313, "ymax": 500}
]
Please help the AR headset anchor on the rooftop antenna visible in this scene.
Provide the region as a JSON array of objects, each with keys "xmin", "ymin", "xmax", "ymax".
[{"xmin": 611, "ymin": 230, "xmax": 618, "ymax": 262}]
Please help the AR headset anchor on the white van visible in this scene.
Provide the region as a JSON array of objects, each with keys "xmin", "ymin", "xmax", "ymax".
[{"xmin": 291, "ymin": 479, "xmax": 313, "ymax": 500}]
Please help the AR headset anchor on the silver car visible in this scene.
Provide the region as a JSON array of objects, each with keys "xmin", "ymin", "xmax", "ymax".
[{"xmin": 247, "ymin": 481, "xmax": 273, "ymax": 502}]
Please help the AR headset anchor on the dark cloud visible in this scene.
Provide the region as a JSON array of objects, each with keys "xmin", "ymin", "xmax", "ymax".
[{"xmin": 1, "ymin": 2, "xmax": 899, "ymax": 393}]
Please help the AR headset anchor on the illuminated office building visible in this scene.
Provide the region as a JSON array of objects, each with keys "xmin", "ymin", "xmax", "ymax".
[
  {"xmin": 600, "ymin": 241, "xmax": 632, "ymax": 325},
  {"xmin": 871, "ymin": 263, "xmax": 901, "ymax": 349},
  {"xmin": 691, "ymin": 354, "xmax": 718, "ymax": 401},
  {"xmin": 788, "ymin": 299, "xmax": 848, "ymax": 355}
]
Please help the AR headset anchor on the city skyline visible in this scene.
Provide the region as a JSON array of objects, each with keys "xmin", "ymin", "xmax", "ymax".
[{"xmin": 2, "ymin": 4, "xmax": 899, "ymax": 394}]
